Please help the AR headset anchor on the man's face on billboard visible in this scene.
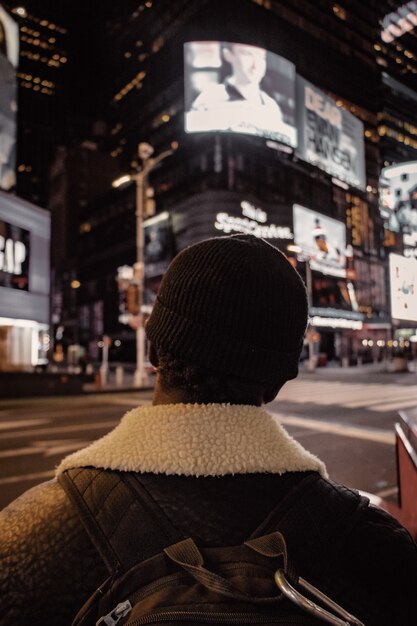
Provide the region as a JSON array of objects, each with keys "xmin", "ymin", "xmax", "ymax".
[{"xmin": 224, "ymin": 44, "xmax": 267, "ymax": 86}]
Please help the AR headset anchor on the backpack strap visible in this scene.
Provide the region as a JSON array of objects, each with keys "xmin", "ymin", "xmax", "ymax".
[
  {"xmin": 58, "ymin": 467, "xmax": 185, "ymax": 575},
  {"xmin": 59, "ymin": 467, "xmax": 369, "ymax": 586},
  {"xmin": 250, "ymin": 472, "xmax": 370, "ymax": 582}
]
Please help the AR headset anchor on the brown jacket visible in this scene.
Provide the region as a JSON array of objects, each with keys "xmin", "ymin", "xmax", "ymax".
[{"xmin": 1, "ymin": 403, "xmax": 417, "ymax": 625}]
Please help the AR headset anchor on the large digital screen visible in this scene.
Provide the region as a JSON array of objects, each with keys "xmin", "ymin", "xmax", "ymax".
[
  {"xmin": 184, "ymin": 41, "xmax": 297, "ymax": 147},
  {"xmin": 389, "ymin": 253, "xmax": 417, "ymax": 322},
  {"xmin": 0, "ymin": 5, "xmax": 18, "ymax": 191},
  {"xmin": 379, "ymin": 162, "xmax": 417, "ymax": 234},
  {"xmin": 143, "ymin": 211, "xmax": 173, "ymax": 279},
  {"xmin": 293, "ymin": 204, "xmax": 347, "ymax": 278},
  {"xmin": 296, "ymin": 77, "xmax": 366, "ymax": 191}
]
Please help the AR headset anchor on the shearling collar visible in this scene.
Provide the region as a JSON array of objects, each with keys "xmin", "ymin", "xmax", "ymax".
[{"xmin": 56, "ymin": 403, "xmax": 327, "ymax": 478}]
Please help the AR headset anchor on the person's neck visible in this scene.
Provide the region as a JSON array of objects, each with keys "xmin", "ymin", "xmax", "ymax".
[
  {"xmin": 151, "ymin": 375, "xmax": 263, "ymax": 407},
  {"xmin": 152, "ymin": 378, "xmax": 187, "ymax": 405}
]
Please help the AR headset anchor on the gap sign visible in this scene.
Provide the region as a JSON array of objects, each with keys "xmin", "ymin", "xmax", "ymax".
[{"xmin": 0, "ymin": 219, "xmax": 30, "ymax": 290}]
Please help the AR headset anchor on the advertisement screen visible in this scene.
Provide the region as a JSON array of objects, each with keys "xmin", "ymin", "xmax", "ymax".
[
  {"xmin": 143, "ymin": 211, "xmax": 173, "ymax": 280},
  {"xmin": 379, "ymin": 162, "xmax": 417, "ymax": 235},
  {"xmin": 0, "ymin": 5, "xmax": 18, "ymax": 191},
  {"xmin": 293, "ymin": 204, "xmax": 347, "ymax": 277},
  {"xmin": 296, "ymin": 77, "xmax": 366, "ymax": 191},
  {"xmin": 184, "ymin": 41, "xmax": 297, "ymax": 147},
  {"xmin": 389, "ymin": 253, "xmax": 417, "ymax": 322}
]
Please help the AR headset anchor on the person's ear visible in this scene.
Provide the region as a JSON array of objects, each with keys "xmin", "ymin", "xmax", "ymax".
[{"xmin": 148, "ymin": 342, "xmax": 159, "ymax": 368}]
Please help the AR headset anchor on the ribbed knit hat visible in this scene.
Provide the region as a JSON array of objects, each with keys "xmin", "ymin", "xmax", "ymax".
[{"xmin": 146, "ymin": 234, "xmax": 308, "ymax": 385}]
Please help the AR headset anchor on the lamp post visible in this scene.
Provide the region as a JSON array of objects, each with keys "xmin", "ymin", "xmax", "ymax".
[
  {"xmin": 113, "ymin": 142, "xmax": 176, "ymax": 387},
  {"xmin": 287, "ymin": 245, "xmax": 316, "ymax": 372}
]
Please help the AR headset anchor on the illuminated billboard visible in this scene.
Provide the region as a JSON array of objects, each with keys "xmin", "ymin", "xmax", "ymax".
[
  {"xmin": 0, "ymin": 4, "xmax": 18, "ymax": 191},
  {"xmin": 379, "ymin": 161, "xmax": 417, "ymax": 234},
  {"xmin": 389, "ymin": 253, "xmax": 417, "ymax": 322},
  {"xmin": 296, "ymin": 77, "xmax": 366, "ymax": 191},
  {"xmin": 0, "ymin": 219, "xmax": 30, "ymax": 290},
  {"xmin": 143, "ymin": 211, "xmax": 173, "ymax": 279},
  {"xmin": 184, "ymin": 41, "xmax": 297, "ymax": 147},
  {"xmin": 293, "ymin": 204, "xmax": 347, "ymax": 277}
]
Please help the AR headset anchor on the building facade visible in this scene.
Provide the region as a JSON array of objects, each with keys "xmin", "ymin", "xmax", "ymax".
[
  {"xmin": 0, "ymin": 190, "xmax": 50, "ymax": 371},
  {"xmin": 50, "ymin": 0, "xmax": 417, "ymax": 366}
]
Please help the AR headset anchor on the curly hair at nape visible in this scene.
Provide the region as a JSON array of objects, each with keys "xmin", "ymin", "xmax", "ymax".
[{"xmin": 154, "ymin": 348, "xmax": 268, "ymax": 406}]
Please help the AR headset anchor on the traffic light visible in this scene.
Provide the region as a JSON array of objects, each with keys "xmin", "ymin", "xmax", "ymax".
[{"xmin": 126, "ymin": 283, "xmax": 140, "ymax": 315}]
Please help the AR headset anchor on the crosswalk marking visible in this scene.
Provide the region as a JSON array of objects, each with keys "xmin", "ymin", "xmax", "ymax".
[
  {"xmin": 273, "ymin": 413, "xmax": 395, "ymax": 444},
  {"xmin": 0, "ymin": 419, "xmax": 49, "ymax": 430},
  {"xmin": 0, "ymin": 469, "xmax": 54, "ymax": 486},
  {"xmin": 279, "ymin": 380, "xmax": 417, "ymax": 413},
  {"xmin": 0, "ymin": 420, "xmax": 118, "ymax": 441}
]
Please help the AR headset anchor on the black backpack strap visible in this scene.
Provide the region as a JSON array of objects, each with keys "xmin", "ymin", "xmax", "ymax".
[
  {"xmin": 250, "ymin": 472, "xmax": 370, "ymax": 582},
  {"xmin": 58, "ymin": 467, "xmax": 185, "ymax": 575}
]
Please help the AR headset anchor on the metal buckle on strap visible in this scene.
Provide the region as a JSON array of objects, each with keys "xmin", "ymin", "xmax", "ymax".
[{"xmin": 274, "ymin": 570, "xmax": 365, "ymax": 626}]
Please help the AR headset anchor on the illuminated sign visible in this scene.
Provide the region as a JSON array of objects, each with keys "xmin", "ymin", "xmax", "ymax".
[
  {"xmin": 404, "ymin": 231, "xmax": 417, "ymax": 258},
  {"xmin": 381, "ymin": 2, "xmax": 417, "ymax": 43},
  {"xmin": 184, "ymin": 41, "xmax": 297, "ymax": 147},
  {"xmin": 0, "ymin": 5, "xmax": 18, "ymax": 191},
  {"xmin": 293, "ymin": 204, "xmax": 347, "ymax": 277},
  {"xmin": 143, "ymin": 211, "xmax": 173, "ymax": 279},
  {"xmin": 215, "ymin": 200, "xmax": 293, "ymax": 239},
  {"xmin": 296, "ymin": 77, "xmax": 366, "ymax": 191},
  {"xmin": 389, "ymin": 253, "xmax": 417, "ymax": 322},
  {"xmin": 310, "ymin": 315, "xmax": 363, "ymax": 330},
  {"xmin": 0, "ymin": 219, "xmax": 29, "ymax": 289},
  {"xmin": 379, "ymin": 161, "xmax": 417, "ymax": 234}
]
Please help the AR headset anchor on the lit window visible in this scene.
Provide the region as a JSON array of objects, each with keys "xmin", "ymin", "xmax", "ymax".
[
  {"xmin": 15, "ymin": 6, "xmax": 27, "ymax": 17},
  {"xmin": 332, "ymin": 4, "xmax": 347, "ymax": 20}
]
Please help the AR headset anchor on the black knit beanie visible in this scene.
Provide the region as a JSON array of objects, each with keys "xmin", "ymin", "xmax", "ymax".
[{"xmin": 146, "ymin": 234, "xmax": 308, "ymax": 385}]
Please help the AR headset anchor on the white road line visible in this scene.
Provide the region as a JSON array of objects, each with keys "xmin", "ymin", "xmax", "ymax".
[
  {"xmin": 31, "ymin": 439, "xmax": 92, "ymax": 457},
  {"xmin": 279, "ymin": 382, "xmax": 417, "ymax": 412},
  {"xmin": 370, "ymin": 398, "xmax": 417, "ymax": 412},
  {"xmin": 0, "ymin": 447, "xmax": 41, "ymax": 459},
  {"xmin": 0, "ymin": 469, "xmax": 54, "ymax": 485},
  {"xmin": 0, "ymin": 420, "xmax": 118, "ymax": 440},
  {"xmin": 0, "ymin": 440, "xmax": 91, "ymax": 458},
  {"xmin": 274, "ymin": 414, "xmax": 395, "ymax": 444},
  {"xmin": 0, "ymin": 419, "xmax": 49, "ymax": 430},
  {"xmin": 107, "ymin": 398, "xmax": 152, "ymax": 406},
  {"xmin": 374, "ymin": 486, "xmax": 399, "ymax": 498}
]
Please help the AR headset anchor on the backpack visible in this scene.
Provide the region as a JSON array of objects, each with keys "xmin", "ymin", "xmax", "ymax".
[{"xmin": 59, "ymin": 468, "xmax": 369, "ymax": 626}]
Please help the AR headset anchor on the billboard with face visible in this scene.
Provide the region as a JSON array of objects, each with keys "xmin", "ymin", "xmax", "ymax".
[
  {"xmin": 184, "ymin": 41, "xmax": 297, "ymax": 147},
  {"xmin": 0, "ymin": 5, "xmax": 18, "ymax": 191},
  {"xmin": 293, "ymin": 204, "xmax": 347, "ymax": 277},
  {"xmin": 379, "ymin": 162, "xmax": 417, "ymax": 235},
  {"xmin": 296, "ymin": 77, "xmax": 366, "ymax": 191},
  {"xmin": 389, "ymin": 253, "xmax": 417, "ymax": 322}
]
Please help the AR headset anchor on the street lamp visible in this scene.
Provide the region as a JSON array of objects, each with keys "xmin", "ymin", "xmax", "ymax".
[
  {"xmin": 287, "ymin": 244, "xmax": 316, "ymax": 372},
  {"xmin": 113, "ymin": 142, "xmax": 176, "ymax": 387}
]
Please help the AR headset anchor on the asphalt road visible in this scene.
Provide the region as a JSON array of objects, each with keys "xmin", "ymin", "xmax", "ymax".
[{"xmin": 1, "ymin": 363, "xmax": 417, "ymax": 510}]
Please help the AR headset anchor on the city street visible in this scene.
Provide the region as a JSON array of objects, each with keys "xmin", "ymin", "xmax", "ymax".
[{"xmin": 1, "ymin": 364, "xmax": 417, "ymax": 511}]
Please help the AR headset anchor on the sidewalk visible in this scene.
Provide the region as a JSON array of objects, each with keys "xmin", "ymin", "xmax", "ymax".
[
  {"xmin": 83, "ymin": 369, "xmax": 155, "ymax": 394},
  {"xmin": 86, "ymin": 359, "xmax": 417, "ymax": 394},
  {"xmin": 299, "ymin": 359, "xmax": 417, "ymax": 385}
]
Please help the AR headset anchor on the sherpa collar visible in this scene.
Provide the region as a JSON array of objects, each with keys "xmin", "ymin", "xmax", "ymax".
[{"xmin": 56, "ymin": 403, "xmax": 327, "ymax": 478}]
